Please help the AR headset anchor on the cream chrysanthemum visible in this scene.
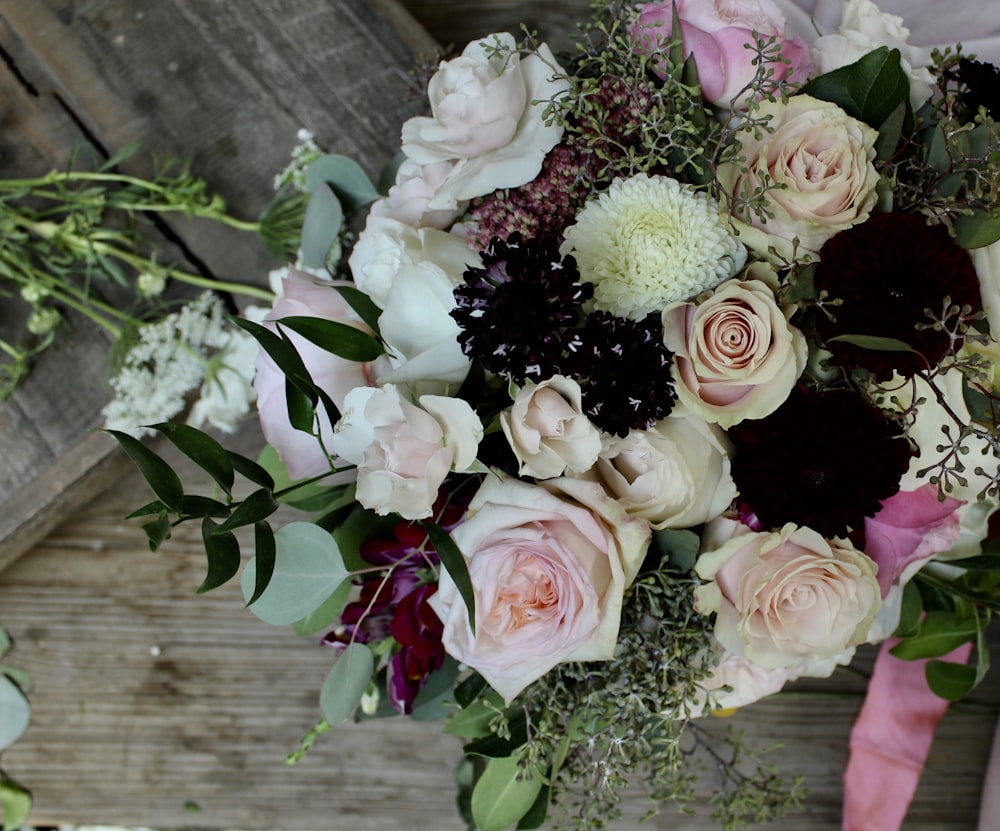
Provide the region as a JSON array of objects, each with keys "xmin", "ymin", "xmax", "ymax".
[{"xmin": 560, "ymin": 174, "xmax": 746, "ymax": 320}]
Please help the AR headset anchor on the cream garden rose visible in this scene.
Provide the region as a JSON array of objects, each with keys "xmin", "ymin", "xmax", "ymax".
[
  {"xmin": 661, "ymin": 267, "xmax": 807, "ymax": 427},
  {"xmin": 585, "ymin": 412, "xmax": 736, "ymax": 528},
  {"xmin": 694, "ymin": 518, "xmax": 880, "ymax": 668},
  {"xmin": 718, "ymin": 94, "xmax": 879, "ymax": 261},
  {"xmin": 430, "ymin": 476, "xmax": 650, "ymax": 702},
  {"xmin": 500, "ymin": 375, "xmax": 602, "ymax": 479}
]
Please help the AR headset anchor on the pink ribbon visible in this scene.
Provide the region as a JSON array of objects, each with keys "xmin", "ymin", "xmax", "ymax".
[{"xmin": 842, "ymin": 639, "xmax": 974, "ymax": 831}]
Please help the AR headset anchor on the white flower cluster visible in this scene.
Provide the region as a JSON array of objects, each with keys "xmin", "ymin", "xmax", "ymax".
[{"xmin": 102, "ymin": 293, "xmax": 258, "ymax": 437}]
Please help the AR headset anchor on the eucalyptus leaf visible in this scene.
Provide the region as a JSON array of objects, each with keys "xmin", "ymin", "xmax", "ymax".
[
  {"xmin": 0, "ymin": 630, "xmax": 9, "ymax": 661},
  {"xmin": 319, "ymin": 642, "xmax": 374, "ymax": 725},
  {"xmin": 422, "ymin": 521, "xmax": 477, "ymax": 636},
  {"xmin": 305, "ymin": 154, "xmax": 380, "ymax": 210},
  {"xmin": 300, "ymin": 183, "xmax": 343, "ymax": 270},
  {"xmin": 212, "ymin": 488, "xmax": 278, "ymax": 534},
  {"xmin": 471, "ymin": 753, "xmax": 543, "ymax": 831},
  {"xmin": 106, "ymin": 429, "xmax": 184, "ymax": 511},
  {"xmin": 827, "ymin": 334, "xmax": 916, "ymax": 352},
  {"xmin": 152, "ymin": 422, "xmax": 234, "ymax": 495},
  {"xmin": 377, "ymin": 152, "xmax": 407, "ymax": 195},
  {"xmin": 242, "ymin": 522, "xmax": 349, "ymax": 625},
  {"xmin": 277, "ymin": 315, "xmax": 384, "ymax": 362},
  {"xmin": 0, "ymin": 772, "xmax": 31, "ymax": 831},
  {"xmin": 292, "ymin": 580, "xmax": 353, "ymax": 637},
  {"xmin": 0, "ymin": 676, "xmax": 29, "ymax": 751},
  {"xmin": 198, "ymin": 517, "xmax": 242, "ymax": 593},
  {"xmin": 410, "ymin": 657, "xmax": 461, "ymax": 722},
  {"xmin": 654, "ymin": 528, "xmax": 700, "ymax": 571},
  {"xmin": 954, "ymin": 209, "xmax": 1000, "ymax": 249}
]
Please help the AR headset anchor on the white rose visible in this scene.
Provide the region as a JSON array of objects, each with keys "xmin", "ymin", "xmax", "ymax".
[
  {"xmin": 500, "ymin": 376, "xmax": 602, "ymax": 479},
  {"xmin": 586, "ymin": 412, "xmax": 737, "ymax": 529},
  {"xmin": 369, "ymin": 159, "xmax": 467, "ymax": 230},
  {"xmin": 694, "ymin": 519, "xmax": 881, "ymax": 668},
  {"xmin": 718, "ymin": 95, "xmax": 879, "ymax": 262},
  {"xmin": 811, "ymin": 0, "xmax": 934, "ymax": 110},
  {"xmin": 972, "ymin": 239, "xmax": 1000, "ymax": 340},
  {"xmin": 331, "ymin": 384, "xmax": 482, "ymax": 520},
  {"xmin": 401, "ymin": 33, "xmax": 569, "ymax": 210}
]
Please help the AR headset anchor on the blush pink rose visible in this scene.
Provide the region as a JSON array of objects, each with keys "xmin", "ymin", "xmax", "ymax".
[
  {"xmin": 661, "ymin": 268, "xmax": 808, "ymax": 427},
  {"xmin": 864, "ymin": 484, "xmax": 964, "ymax": 598},
  {"xmin": 429, "ymin": 476, "xmax": 650, "ymax": 702},
  {"xmin": 254, "ymin": 269, "xmax": 373, "ymax": 480},
  {"xmin": 695, "ymin": 518, "xmax": 881, "ymax": 668},
  {"xmin": 632, "ymin": 0, "xmax": 811, "ymax": 109}
]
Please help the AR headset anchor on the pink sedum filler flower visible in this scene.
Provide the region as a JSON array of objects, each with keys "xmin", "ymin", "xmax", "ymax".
[{"xmin": 430, "ymin": 476, "xmax": 650, "ymax": 703}]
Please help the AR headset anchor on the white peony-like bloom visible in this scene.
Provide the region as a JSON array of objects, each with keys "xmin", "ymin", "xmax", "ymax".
[{"xmin": 560, "ymin": 174, "xmax": 746, "ymax": 319}]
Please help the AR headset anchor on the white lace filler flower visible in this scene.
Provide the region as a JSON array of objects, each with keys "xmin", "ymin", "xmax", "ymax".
[
  {"xmin": 560, "ymin": 174, "xmax": 746, "ymax": 319},
  {"xmin": 102, "ymin": 293, "xmax": 257, "ymax": 437}
]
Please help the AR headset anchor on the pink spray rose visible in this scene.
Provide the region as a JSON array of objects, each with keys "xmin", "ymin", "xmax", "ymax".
[
  {"xmin": 429, "ymin": 476, "xmax": 650, "ymax": 702},
  {"xmin": 864, "ymin": 484, "xmax": 963, "ymax": 598},
  {"xmin": 632, "ymin": 0, "xmax": 811, "ymax": 109},
  {"xmin": 254, "ymin": 269, "xmax": 373, "ymax": 480}
]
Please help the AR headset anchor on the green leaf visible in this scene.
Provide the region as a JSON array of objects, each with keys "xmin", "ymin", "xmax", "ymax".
[
  {"xmin": 874, "ymin": 100, "xmax": 907, "ymax": 161},
  {"xmin": 241, "ymin": 522, "xmax": 349, "ymax": 625},
  {"xmin": 300, "ymin": 183, "xmax": 343, "ymax": 270},
  {"xmin": 152, "ymin": 422, "xmax": 234, "ymax": 495},
  {"xmin": 889, "ymin": 608, "xmax": 978, "ymax": 660},
  {"xmin": 292, "ymin": 580, "xmax": 353, "ymax": 637},
  {"xmin": 949, "ymin": 553, "xmax": 1000, "ymax": 570},
  {"xmin": 471, "ymin": 753, "xmax": 543, "ymax": 831},
  {"xmin": 892, "ymin": 580, "xmax": 924, "ymax": 639},
  {"xmin": 377, "ymin": 152, "xmax": 407, "ymax": 195},
  {"xmin": 800, "ymin": 47, "xmax": 911, "ymax": 130},
  {"xmin": 106, "ymin": 430, "xmax": 184, "ymax": 511},
  {"xmin": 0, "ymin": 771, "xmax": 32, "ymax": 831},
  {"xmin": 305, "ymin": 154, "xmax": 380, "ymax": 210},
  {"xmin": 332, "ymin": 284, "xmax": 383, "ymax": 338},
  {"xmin": 444, "ymin": 693, "xmax": 505, "ymax": 739},
  {"xmin": 925, "ymin": 659, "xmax": 978, "ymax": 700},
  {"xmin": 212, "ymin": 488, "xmax": 278, "ymax": 534},
  {"xmin": 125, "ymin": 500, "xmax": 166, "ymax": 519},
  {"xmin": 422, "ymin": 521, "xmax": 476, "ymax": 636},
  {"xmin": 454, "ymin": 672, "xmax": 489, "ymax": 709},
  {"xmin": 0, "ymin": 676, "xmax": 29, "ymax": 751},
  {"xmin": 410, "ymin": 657, "xmax": 461, "ymax": 722},
  {"xmin": 197, "ymin": 517, "xmax": 242, "ymax": 593},
  {"xmin": 827, "ymin": 334, "xmax": 916, "ymax": 352},
  {"xmin": 954, "ymin": 209, "xmax": 1000, "ymax": 249},
  {"xmin": 332, "ymin": 505, "xmax": 392, "ymax": 572},
  {"xmin": 319, "ymin": 642, "xmax": 374, "ymax": 725},
  {"xmin": 277, "ymin": 315, "xmax": 383, "ymax": 362},
  {"xmin": 142, "ymin": 511, "xmax": 172, "ymax": 551},
  {"xmin": 464, "ymin": 709, "xmax": 528, "ymax": 758},
  {"xmin": 654, "ymin": 528, "xmax": 700, "ymax": 571},
  {"xmin": 246, "ymin": 521, "xmax": 277, "ymax": 607},
  {"xmin": 179, "ymin": 495, "xmax": 229, "ymax": 517},
  {"xmin": 228, "ymin": 450, "xmax": 275, "ymax": 489},
  {"xmin": 517, "ymin": 783, "xmax": 552, "ymax": 830},
  {"xmin": 0, "ymin": 630, "xmax": 9, "ymax": 662},
  {"xmin": 100, "ymin": 138, "xmax": 142, "ymax": 171}
]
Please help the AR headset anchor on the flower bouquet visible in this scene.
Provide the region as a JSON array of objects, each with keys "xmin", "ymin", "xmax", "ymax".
[{"xmin": 111, "ymin": 0, "xmax": 1000, "ymax": 827}]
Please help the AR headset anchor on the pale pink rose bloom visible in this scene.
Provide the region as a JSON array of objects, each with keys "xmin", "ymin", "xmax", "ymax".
[
  {"xmin": 254, "ymin": 270, "xmax": 372, "ymax": 480},
  {"xmin": 500, "ymin": 376, "xmax": 602, "ymax": 480},
  {"xmin": 695, "ymin": 518, "xmax": 881, "ymax": 668},
  {"xmin": 585, "ymin": 412, "xmax": 736, "ymax": 529},
  {"xmin": 661, "ymin": 269, "xmax": 808, "ymax": 427},
  {"xmin": 632, "ymin": 0, "xmax": 811, "ymax": 109},
  {"xmin": 401, "ymin": 33, "xmax": 569, "ymax": 210},
  {"xmin": 430, "ymin": 476, "xmax": 650, "ymax": 702},
  {"xmin": 864, "ymin": 484, "xmax": 963, "ymax": 598},
  {"xmin": 717, "ymin": 94, "xmax": 879, "ymax": 262},
  {"xmin": 369, "ymin": 159, "xmax": 467, "ymax": 230},
  {"xmin": 331, "ymin": 384, "xmax": 483, "ymax": 521}
]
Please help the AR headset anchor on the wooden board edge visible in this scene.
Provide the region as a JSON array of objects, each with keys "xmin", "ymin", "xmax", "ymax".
[{"xmin": 368, "ymin": 0, "xmax": 441, "ymax": 60}]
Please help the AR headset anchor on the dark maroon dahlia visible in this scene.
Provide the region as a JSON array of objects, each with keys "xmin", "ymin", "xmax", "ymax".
[
  {"xmin": 728, "ymin": 386, "xmax": 913, "ymax": 537},
  {"xmin": 814, "ymin": 212, "xmax": 980, "ymax": 381},
  {"xmin": 956, "ymin": 58, "xmax": 1000, "ymax": 119},
  {"xmin": 451, "ymin": 232, "xmax": 594, "ymax": 384},
  {"xmin": 566, "ymin": 311, "xmax": 677, "ymax": 437}
]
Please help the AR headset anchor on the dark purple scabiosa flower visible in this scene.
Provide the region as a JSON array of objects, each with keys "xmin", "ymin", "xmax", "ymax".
[
  {"xmin": 728, "ymin": 386, "xmax": 913, "ymax": 538},
  {"xmin": 956, "ymin": 58, "xmax": 1000, "ymax": 119},
  {"xmin": 387, "ymin": 583, "xmax": 446, "ymax": 714},
  {"xmin": 813, "ymin": 212, "xmax": 980, "ymax": 382},
  {"xmin": 468, "ymin": 141, "xmax": 598, "ymax": 249},
  {"xmin": 451, "ymin": 232, "xmax": 594, "ymax": 384},
  {"xmin": 566, "ymin": 311, "xmax": 676, "ymax": 437}
]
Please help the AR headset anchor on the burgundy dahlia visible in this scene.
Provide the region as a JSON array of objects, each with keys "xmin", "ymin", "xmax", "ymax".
[
  {"xmin": 814, "ymin": 212, "xmax": 980, "ymax": 381},
  {"xmin": 956, "ymin": 58, "xmax": 1000, "ymax": 120},
  {"xmin": 728, "ymin": 386, "xmax": 913, "ymax": 537}
]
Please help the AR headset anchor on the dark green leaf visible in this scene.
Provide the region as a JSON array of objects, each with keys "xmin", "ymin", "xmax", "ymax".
[
  {"xmin": 277, "ymin": 316, "xmax": 384, "ymax": 363},
  {"xmin": 889, "ymin": 608, "xmax": 977, "ymax": 660},
  {"xmin": 285, "ymin": 375, "xmax": 318, "ymax": 433},
  {"xmin": 925, "ymin": 659, "xmax": 977, "ymax": 700},
  {"xmin": 411, "ymin": 657, "xmax": 462, "ymax": 722},
  {"xmin": 106, "ymin": 429, "xmax": 184, "ymax": 511},
  {"xmin": 141, "ymin": 512, "xmax": 172, "ymax": 551},
  {"xmin": 454, "ymin": 672, "xmax": 489, "ymax": 709},
  {"xmin": 300, "ymin": 183, "xmax": 343, "ymax": 269},
  {"xmin": 284, "ymin": 484, "xmax": 354, "ymax": 514},
  {"xmin": 874, "ymin": 100, "xmax": 906, "ymax": 161},
  {"xmin": 800, "ymin": 47, "xmax": 911, "ymax": 130},
  {"xmin": 198, "ymin": 517, "xmax": 241, "ymax": 593},
  {"xmin": 126, "ymin": 500, "xmax": 166, "ymax": 519},
  {"xmin": 179, "ymin": 495, "xmax": 229, "ymax": 517},
  {"xmin": 827, "ymin": 334, "xmax": 916, "ymax": 352},
  {"xmin": 247, "ymin": 521, "xmax": 277, "ymax": 607},
  {"xmin": 949, "ymin": 554, "xmax": 1000, "ymax": 570},
  {"xmin": 332, "ymin": 505, "xmax": 393, "ymax": 572},
  {"xmin": 892, "ymin": 579, "xmax": 923, "ymax": 639},
  {"xmin": 152, "ymin": 422, "xmax": 234, "ymax": 495},
  {"xmin": 517, "ymin": 783, "xmax": 552, "ymax": 830},
  {"xmin": 332, "ymin": 284, "xmax": 383, "ymax": 338},
  {"xmin": 654, "ymin": 528, "xmax": 700, "ymax": 571},
  {"xmin": 444, "ymin": 692, "xmax": 505, "ymax": 739},
  {"xmin": 228, "ymin": 450, "xmax": 275, "ymax": 489},
  {"xmin": 305, "ymin": 154, "xmax": 380, "ymax": 210},
  {"xmin": 212, "ymin": 488, "xmax": 278, "ymax": 534},
  {"xmin": 954, "ymin": 209, "xmax": 1000, "ymax": 249},
  {"xmin": 377, "ymin": 152, "xmax": 407, "ymax": 195},
  {"xmin": 422, "ymin": 521, "xmax": 476, "ymax": 636},
  {"xmin": 464, "ymin": 709, "xmax": 528, "ymax": 758}
]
